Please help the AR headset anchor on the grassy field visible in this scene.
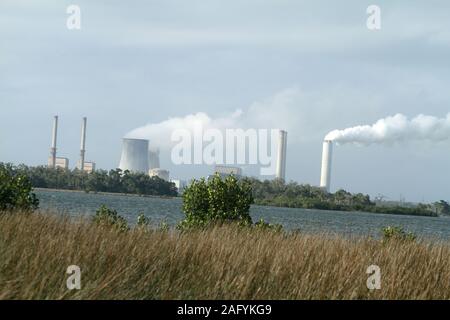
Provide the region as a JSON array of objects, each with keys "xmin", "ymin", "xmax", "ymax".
[{"xmin": 0, "ymin": 211, "xmax": 449, "ymax": 299}]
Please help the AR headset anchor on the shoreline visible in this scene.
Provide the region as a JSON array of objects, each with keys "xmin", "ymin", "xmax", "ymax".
[
  {"xmin": 34, "ymin": 187, "xmax": 443, "ymax": 219},
  {"xmin": 33, "ymin": 187, "xmax": 179, "ymax": 200}
]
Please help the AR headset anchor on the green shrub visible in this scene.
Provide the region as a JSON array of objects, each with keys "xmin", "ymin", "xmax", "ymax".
[
  {"xmin": 136, "ymin": 213, "xmax": 150, "ymax": 227},
  {"xmin": 158, "ymin": 221, "xmax": 169, "ymax": 232},
  {"xmin": 0, "ymin": 163, "xmax": 39, "ymax": 211},
  {"xmin": 178, "ymin": 174, "xmax": 254, "ymax": 229},
  {"xmin": 382, "ymin": 226, "xmax": 417, "ymax": 242},
  {"xmin": 254, "ymin": 218, "xmax": 283, "ymax": 232},
  {"xmin": 92, "ymin": 205, "xmax": 128, "ymax": 231}
]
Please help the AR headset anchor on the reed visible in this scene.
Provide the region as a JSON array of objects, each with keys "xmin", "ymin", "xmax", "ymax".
[{"xmin": 0, "ymin": 211, "xmax": 449, "ymax": 299}]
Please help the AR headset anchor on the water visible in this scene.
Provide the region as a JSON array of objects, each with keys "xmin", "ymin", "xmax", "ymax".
[{"xmin": 35, "ymin": 189, "xmax": 450, "ymax": 240}]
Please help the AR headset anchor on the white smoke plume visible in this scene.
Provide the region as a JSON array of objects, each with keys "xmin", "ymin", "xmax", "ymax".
[
  {"xmin": 325, "ymin": 113, "xmax": 450, "ymax": 145},
  {"xmin": 125, "ymin": 110, "xmax": 243, "ymax": 150}
]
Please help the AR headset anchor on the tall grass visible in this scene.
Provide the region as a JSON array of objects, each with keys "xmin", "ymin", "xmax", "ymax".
[{"xmin": 0, "ymin": 211, "xmax": 449, "ymax": 299}]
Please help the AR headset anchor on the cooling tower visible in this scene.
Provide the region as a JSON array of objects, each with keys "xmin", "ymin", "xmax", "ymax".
[
  {"xmin": 79, "ymin": 117, "xmax": 87, "ymax": 171},
  {"xmin": 320, "ymin": 140, "xmax": 333, "ymax": 192},
  {"xmin": 148, "ymin": 148, "xmax": 160, "ymax": 170},
  {"xmin": 118, "ymin": 138, "xmax": 149, "ymax": 173},
  {"xmin": 275, "ymin": 130, "xmax": 287, "ymax": 180},
  {"xmin": 49, "ymin": 115, "xmax": 58, "ymax": 168}
]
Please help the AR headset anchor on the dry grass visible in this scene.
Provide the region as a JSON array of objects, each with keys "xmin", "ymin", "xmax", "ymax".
[{"xmin": 0, "ymin": 211, "xmax": 449, "ymax": 300}]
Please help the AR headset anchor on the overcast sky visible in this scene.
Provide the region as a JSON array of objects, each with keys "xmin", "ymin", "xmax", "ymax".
[{"xmin": 1, "ymin": 0, "xmax": 449, "ymax": 202}]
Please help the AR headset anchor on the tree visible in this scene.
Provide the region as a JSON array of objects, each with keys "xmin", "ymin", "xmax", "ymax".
[
  {"xmin": 1, "ymin": 163, "xmax": 178, "ymax": 197},
  {"xmin": 179, "ymin": 174, "xmax": 254, "ymax": 229},
  {"xmin": 0, "ymin": 163, "xmax": 39, "ymax": 211},
  {"xmin": 434, "ymin": 200, "xmax": 450, "ymax": 215}
]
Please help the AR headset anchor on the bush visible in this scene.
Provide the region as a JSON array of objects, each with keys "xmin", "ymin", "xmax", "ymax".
[
  {"xmin": 382, "ymin": 226, "xmax": 417, "ymax": 242},
  {"xmin": 178, "ymin": 174, "xmax": 254, "ymax": 229},
  {"xmin": 136, "ymin": 213, "xmax": 150, "ymax": 227},
  {"xmin": 254, "ymin": 218, "xmax": 283, "ymax": 232},
  {"xmin": 92, "ymin": 205, "xmax": 128, "ymax": 231},
  {"xmin": 0, "ymin": 163, "xmax": 39, "ymax": 211}
]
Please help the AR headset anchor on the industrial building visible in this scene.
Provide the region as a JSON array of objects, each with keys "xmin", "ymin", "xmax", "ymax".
[
  {"xmin": 77, "ymin": 160, "xmax": 96, "ymax": 173},
  {"xmin": 214, "ymin": 165, "xmax": 243, "ymax": 177},
  {"xmin": 47, "ymin": 157, "xmax": 69, "ymax": 170},
  {"xmin": 149, "ymin": 168, "xmax": 170, "ymax": 181},
  {"xmin": 118, "ymin": 138, "xmax": 149, "ymax": 173},
  {"xmin": 47, "ymin": 115, "xmax": 96, "ymax": 172},
  {"xmin": 148, "ymin": 149, "xmax": 160, "ymax": 170}
]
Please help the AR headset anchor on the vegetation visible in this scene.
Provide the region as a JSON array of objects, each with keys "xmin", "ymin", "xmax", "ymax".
[
  {"xmin": 434, "ymin": 200, "xmax": 450, "ymax": 216},
  {"xmin": 2, "ymin": 162, "xmax": 445, "ymax": 217},
  {"xmin": 382, "ymin": 226, "xmax": 417, "ymax": 242},
  {"xmin": 92, "ymin": 205, "xmax": 128, "ymax": 232},
  {"xmin": 0, "ymin": 211, "xmax": 449, "ymax": 299},
  {"xmin": 178, "ymin": 174, "xmax": 254, "ymax": 229},
  {"xmin": 247, "ymin": 178, "xmax": 438, "ymax": 217},
  {"xmin": 178, "ymin": 174, "xmax": 282, "ymax": 231},
  {"xmin": 0, "ymin": 163, "xmax": 177, "ymax": 197},
  {"xmin": 0, "ymin": 163, "xmax": 39, "ymax": 211}
]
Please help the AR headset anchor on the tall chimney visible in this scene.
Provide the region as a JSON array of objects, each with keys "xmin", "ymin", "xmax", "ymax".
[
  {"xmin": 276, "ymin": 130, "xmax": 287, "ymax": 180},
  {"xmin": 320, "ymin": 140, "xmax": 333, "ymax": 192},
  {"xmin": 50, "ymin": 115, "xmax": 58, "ymax": 168},
  {"xmin": 79, "ymin": 117, "xmax": 87, "ymax": 171}
]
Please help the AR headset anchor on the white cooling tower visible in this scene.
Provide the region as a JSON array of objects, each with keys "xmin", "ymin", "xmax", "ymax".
[
  {"xmin": 118, "ymin": 138, "xmax": 149, "ymax": 173},
  {"xmin": 148, "ymin": 148, "xmax": 160, "ymax": 170},
  {"xmin": 275, "ymin": 130, "xmax": 287, "ymax": 180},
  {"xmin": 320, "ymin": 140, "xmax": 333, "ymax": 192}
]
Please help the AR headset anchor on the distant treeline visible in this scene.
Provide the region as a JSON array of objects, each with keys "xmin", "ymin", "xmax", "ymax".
[
  {"xmin": 2, "ymin": 163, "xmax": 178, "ymax": 197},
  {"xmin": 244, "ymin": 178, "xmax": 446, "ymax": 217}
]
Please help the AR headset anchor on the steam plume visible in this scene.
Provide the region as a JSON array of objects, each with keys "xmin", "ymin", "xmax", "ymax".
[
  {"xmin": 325, "ymin": 113, "xmax": 450, "ymax": 145},
  {"xmin": 125, "ymin": 110, "xmax": 243, "ymax": 150}
]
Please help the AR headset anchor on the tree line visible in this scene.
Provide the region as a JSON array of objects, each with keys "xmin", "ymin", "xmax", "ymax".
[
  {"xmin": 2, "ymin": 163, "xmax": 178, "ymax": 197},
  {"xmin": 244, "ymin": 178, "xmax": 449, "ymax": 217}
]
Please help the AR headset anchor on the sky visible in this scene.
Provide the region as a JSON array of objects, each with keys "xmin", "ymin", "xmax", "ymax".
[{"xmin": 1, "ymin": 0, "xmax": 449, "ymax": 202}]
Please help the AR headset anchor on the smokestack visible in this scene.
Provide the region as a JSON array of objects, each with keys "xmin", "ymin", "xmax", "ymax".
[
  {"xmin": 79, "ymin": 117, "xmax": 87, "ymax": 171},
  {"xmin": 320, "ymin": 140, "xmax": 333, "ymax": 192},
  {"xmin": 50, "ymin": 115, "xmax": 58, "ymax": 168},
  {"xmin": 118, "ymin": 138, "xmax": 149, "ymax": 173},
  {"xmin": 276, "ymin": 130, "xmax": 287, "ymax": 180}
]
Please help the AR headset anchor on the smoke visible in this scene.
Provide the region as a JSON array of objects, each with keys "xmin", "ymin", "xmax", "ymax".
[
  {"xmin": 125, "ymin": 110, "xmax": 243, "ymax": 150},
  {"xmin": 325, "ymin": 113, "xmax": 450, "ymax": 145}
]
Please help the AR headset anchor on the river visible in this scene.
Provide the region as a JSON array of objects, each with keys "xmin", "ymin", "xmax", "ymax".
[{"xmin": 35, "ymin": 189, "xmax": 450, "ymax": 240}]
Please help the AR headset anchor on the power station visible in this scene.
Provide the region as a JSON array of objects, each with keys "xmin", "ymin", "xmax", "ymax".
[
  {"xmin": 47, "ymin": 115, "xmax": 294, "ymax": 187},
  {"xmin": 48, "ymin": 116, "xmax": 95, "ymax": 172}
]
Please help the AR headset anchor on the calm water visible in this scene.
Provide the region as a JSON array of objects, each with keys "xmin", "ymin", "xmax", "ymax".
[{"xmin": 35, "ymin": 189, "xmax": 450, "ymax": 240}]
